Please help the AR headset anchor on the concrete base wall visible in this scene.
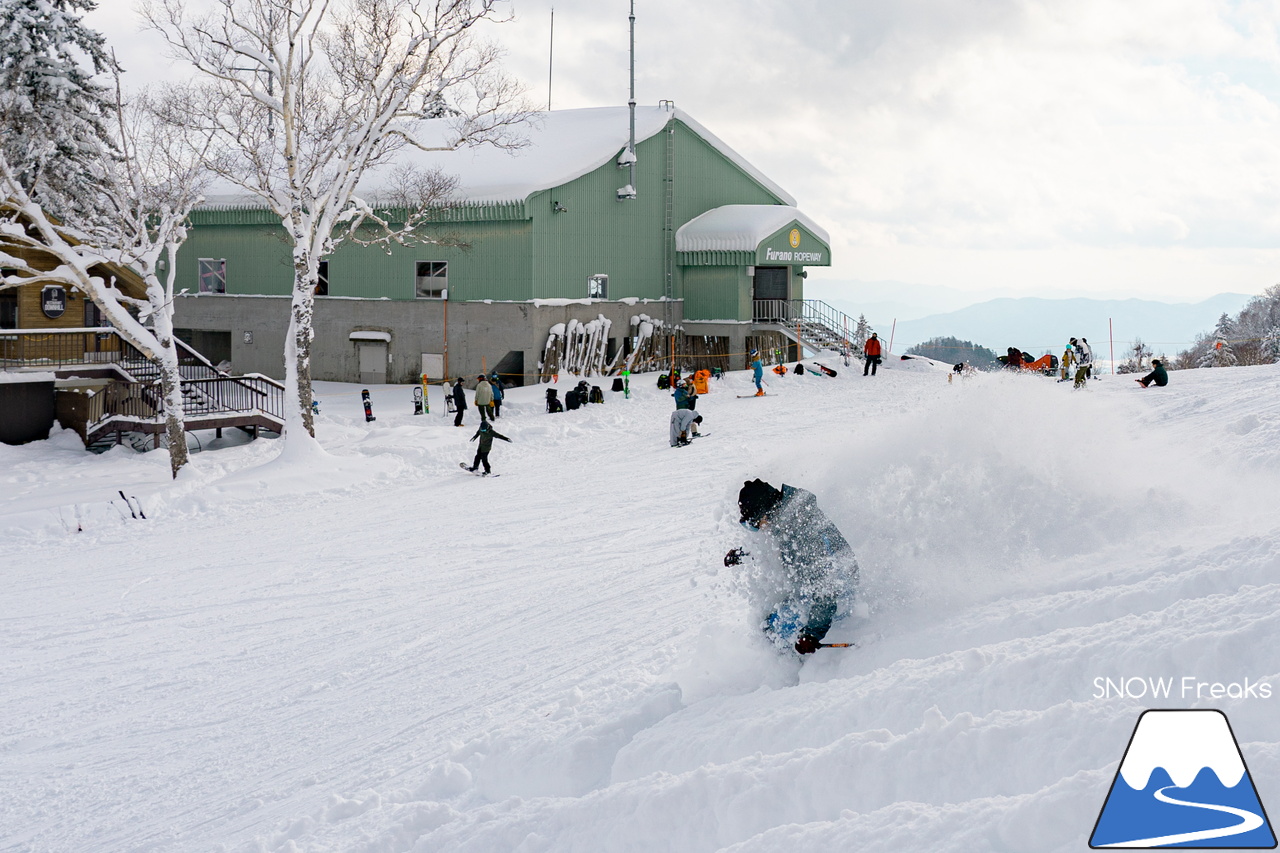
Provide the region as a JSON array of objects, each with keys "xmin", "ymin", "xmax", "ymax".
[
  {"xmin": 173, "ymin": 295, "xmax": 684, "ymax": 385},
  {"xmin": 0, "ymin": 380, "xmax": 55, "ymax": 445}
]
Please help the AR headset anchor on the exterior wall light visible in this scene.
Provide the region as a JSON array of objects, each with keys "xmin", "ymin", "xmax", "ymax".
[{"xmin": 553, "ymin": 201, "xmax": 569, "ymax": 213}]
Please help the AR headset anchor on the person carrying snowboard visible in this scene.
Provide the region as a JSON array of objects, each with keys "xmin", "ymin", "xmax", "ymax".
[
  {"xmin": 451, "ymin": 377, "xmax": 468, "ymax": 427},
  {"xmin": 751, "ymin": 349, "xmax": 765, "ymax": 396},
  {"xmin": 728, "ymin": 479, "xmax": 860, "ymax": 655},
  {"xmin": 1137, "ymin": 358, "xmax": 1168, "ymax": 388},
  {"xmin": 669, "ymin": 410, "xmax": 703, "ymax": 446},
  {"xmin": 863, "ymin": 332, "xmax": 882, "ymax": 376},
  {"xmin": 467, "ymin": 421, "xmax": 511, "ymax": 475}
]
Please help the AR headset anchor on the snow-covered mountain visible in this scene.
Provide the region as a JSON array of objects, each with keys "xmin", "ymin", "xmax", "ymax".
[
  {"xmin": 805, "ymin": 279, "xmax": 1251, "ymax": 357},
  {"xmin": 3, "ymin": 358, "xmax": 1279, "ymax": 852},
  {"xmin": 1119, "ymin": 711, "xmax": 1246, "ymax": 790}
]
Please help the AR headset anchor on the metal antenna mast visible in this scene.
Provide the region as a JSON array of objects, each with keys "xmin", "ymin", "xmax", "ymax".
[
  {"xmin": 547, "ymin": 7, "xmax": 554, "ymax": 111},
  {"xmin": 617, "ymin": 0, "xmax": 637, "ymax": 200}
]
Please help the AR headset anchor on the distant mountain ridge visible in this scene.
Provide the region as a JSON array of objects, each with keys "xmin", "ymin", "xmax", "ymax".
[
  {"xmin": 886, "ymin": 295, "xmax": 1251, "ymax": 356},
  {"xmin": 804, "ymin": 280, "xmax": 1252, "ymax": 357}
]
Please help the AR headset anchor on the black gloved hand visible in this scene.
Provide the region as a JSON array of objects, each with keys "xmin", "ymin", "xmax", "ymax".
[
  {"xmin": 724, "ymin": 548, "xmax": 748, "ymax": 567},
  {"xmin": 794, "ymin": 635, "xmax": 820, "ymax": 655}
]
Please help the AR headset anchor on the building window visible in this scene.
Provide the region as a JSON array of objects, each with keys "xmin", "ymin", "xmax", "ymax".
[
  {"xmin": 588, "ymin": 274, "xmax": 608, "ymax": 300},
  {"xmin": 198, "ymin": 258, "xmax": 227, "ymax": 294},
  {"xmin": 1, "ymin": 289, "xmax": 16, "ymax": 329},
  {"xmin": 316, "ymin": 261, "xmax": 329, "ymax": 296},
  {"xmin": 415, "ymin": 261, "xmax": 447, "ymax": 299}
]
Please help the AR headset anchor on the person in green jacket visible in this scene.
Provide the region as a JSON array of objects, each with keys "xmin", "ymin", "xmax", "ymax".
[
  {"xmin": 467, "ymin": 421, "xmax": 511, "ymax": 474},
  {"xmin": 1137, "ymin": 359, "xmax": 1169, "ymax": 388}
]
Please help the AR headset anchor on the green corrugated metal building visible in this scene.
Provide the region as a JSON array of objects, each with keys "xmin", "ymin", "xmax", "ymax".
[{"xmin": 172, "ymin": 104, "xmax": 836, "ymax": 385}]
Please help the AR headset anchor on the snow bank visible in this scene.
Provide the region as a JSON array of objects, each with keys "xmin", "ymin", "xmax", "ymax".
[{"xmin": 3, "ymin": 366, "xmax": 1279, "ymax": 853}]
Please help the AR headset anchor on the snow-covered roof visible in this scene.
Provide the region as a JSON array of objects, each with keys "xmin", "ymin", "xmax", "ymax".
[
  {"xmin": 201, "ymin": 106, "xmax": 795, "ymax": 208},
  {"xmin": 675, "ymin": 205, "xmax": 830, "ymax": 253}
]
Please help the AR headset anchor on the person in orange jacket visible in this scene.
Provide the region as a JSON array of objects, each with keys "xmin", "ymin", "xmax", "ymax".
[{"xmin": 863, "ymin": 332, "xmax": 883, "ymax": 376}]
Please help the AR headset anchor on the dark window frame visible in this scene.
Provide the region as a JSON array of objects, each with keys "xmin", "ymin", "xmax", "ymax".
[
  {"xmin": 415, "ymin": 261, "xmax": 447, "ymax": 299},
  {"xmin": 198, "ymin": 258, "xmax": 227, "ymax": 294}
]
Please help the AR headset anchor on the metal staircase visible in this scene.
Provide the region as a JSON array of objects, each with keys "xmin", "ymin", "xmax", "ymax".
[{"xmin": 752, "ymin": 300, "xmax": 861, "ymax": 356}]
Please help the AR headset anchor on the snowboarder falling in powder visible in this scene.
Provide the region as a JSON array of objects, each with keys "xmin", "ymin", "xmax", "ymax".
[
  {"xmin": 670, "ymin": 410, "xmax": 703, "ymax": 446},
  {"xmin": 467, "ymin": 421, "xmax": 511, "ymax": 475},
  {"xmin": 729, "ymin": 479, "xmax": 860, "ymax": 654}
]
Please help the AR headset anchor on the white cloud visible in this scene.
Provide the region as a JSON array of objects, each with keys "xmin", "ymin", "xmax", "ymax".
[{"xmin": 90, "ymin": 0, "xmax": 1280, "ymax": 298}]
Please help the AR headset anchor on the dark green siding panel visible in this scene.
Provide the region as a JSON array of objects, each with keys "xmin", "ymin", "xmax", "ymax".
[
  {"xmin": 330, "ymin": 221, "xmax": 533, "ymax": 301},
  {"xmin": 179, "ymin": 224, "xmax": 295, "ymax": 296},
  {"xmin": 671, "ymin": 121, "xmax": 786, "ymax": 229},
  {"xmin": 682, "ymin": 266, "xmax": 748, "ymax": 322},
  {"xmin": 529, "ymin": 132, "xmax": 669, "ymax": 300},
  {"xmin": 177, "ymin": 220, "xmax": 533, "ymax": 301}
]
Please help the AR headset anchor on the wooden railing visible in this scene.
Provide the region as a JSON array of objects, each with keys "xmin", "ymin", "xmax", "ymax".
[{"xmin": 2, "ymin": 328, "xmax": 285, "ymax": 439}]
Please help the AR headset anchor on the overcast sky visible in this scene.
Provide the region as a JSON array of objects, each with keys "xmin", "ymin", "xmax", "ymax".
[{"xmin": 88, "ymin": 0, "xmax": 1280, "ymax": 302}]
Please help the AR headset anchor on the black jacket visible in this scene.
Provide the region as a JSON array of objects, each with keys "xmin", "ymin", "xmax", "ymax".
[
  {"xmin": 469, "ymin": 424, "xmax": 510, "ymax": 452},
  {"xmin": 451, "ymin": 382, "xmax": 467, "ymax": 410}
]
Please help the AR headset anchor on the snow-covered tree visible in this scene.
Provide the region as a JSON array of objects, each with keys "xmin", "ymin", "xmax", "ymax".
[
  {"xmin": 0, "ymin": 0, "xmax": 117, "ymax": 221},
  {"xmin": 1262, "ymin": 325, "xmax": 1280, "ymax": 364},
  {"xmin": 1116, "ymin": 337, "xmax": 1152, "ymax": 374},
  {"xmin": 0, "ymin": 80, "xmax": 210, "ymax": 478},
  {"xmin": 851, "ymin": 313, "xmax": 871, "ymax": 356},
  {"xmin": 1197, "ymin": 313, "xmax": 1238, "ymax": 368},
  {"xmin": 141, "ymin": 0, "xmax": 531, "ymax": 445}
]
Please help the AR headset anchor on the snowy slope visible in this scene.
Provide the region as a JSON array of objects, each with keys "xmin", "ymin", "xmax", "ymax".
[{"xmin": 2, "ymin": 358, "xmax": 1278, "ymax": 852}]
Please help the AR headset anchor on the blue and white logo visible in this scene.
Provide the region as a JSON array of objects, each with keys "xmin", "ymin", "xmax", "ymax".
[{"xmin": 1091, "ymin": 709, "xmax": 1276, "ymax": 848}]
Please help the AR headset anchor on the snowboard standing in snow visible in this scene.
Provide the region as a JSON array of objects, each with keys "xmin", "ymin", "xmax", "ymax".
[
  {"xmin": 732, "ymin": 479, "xmax": 860, "ymax": 655},
  {"xmin": 362, "ymin": 389, "xmax": 376, "ymax": 422}
]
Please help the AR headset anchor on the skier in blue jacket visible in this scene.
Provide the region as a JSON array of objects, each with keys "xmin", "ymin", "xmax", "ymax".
[
  {"xmin": 729, "ymin": 478, "xmax": 859, "ymax": 654},
  {"xmin": 489, "ymin": 372, "xmax": 505, "ymax": 418},
  {"xmin": 751, "ymin": 350, "xmax": 764, "ymax": 396}
]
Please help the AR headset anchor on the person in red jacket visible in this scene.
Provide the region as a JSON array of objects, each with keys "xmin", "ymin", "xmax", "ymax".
[{"xmin": 863, "ymin": 332, "xmax": 883, "ymax": 376}]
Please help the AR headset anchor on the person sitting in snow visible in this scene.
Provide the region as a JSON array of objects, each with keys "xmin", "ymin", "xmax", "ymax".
[
  {"xmin": 670, "ymin": 410, "xmax": 703, "ymax": 447},
  {"xmin": 728, "ymin": 479, "xmax": 860, "ymax": 655},
  {"xmin": 1137, "ymin": 359, "xmax": 1168, "ymax": 388},
  {"xmin": 467, "ymin": 421, "xmax": 511, "ymax": 475}
]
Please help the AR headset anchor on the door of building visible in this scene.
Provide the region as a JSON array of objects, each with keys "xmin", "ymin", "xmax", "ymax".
[
  {"xmin": 753, "ymin": 266, "xmax": 789, "ymax": 321},
  {"xmin": 358, "ymin": 342, "xmax": 388, "ymax": 385}
]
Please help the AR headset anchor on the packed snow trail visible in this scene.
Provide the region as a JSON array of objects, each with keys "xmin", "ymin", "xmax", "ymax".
[{"xmin": 2, "ymin": 361, "xmax": 1278, "ymax": 852}]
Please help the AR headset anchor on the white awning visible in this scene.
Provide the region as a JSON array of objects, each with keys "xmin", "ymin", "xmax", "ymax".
[
  {"xmin": 349, "ymin": 331, "xmax": 392, "ymax": 343},
  {"xmin": 675, "ymin": 205, "xmax": 830, "ymax": 253}
]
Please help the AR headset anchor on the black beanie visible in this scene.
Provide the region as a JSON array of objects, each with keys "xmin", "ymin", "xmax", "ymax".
[{"xmin": 738, "ymin": 479, "xmax": 783, "ymax": 526}]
